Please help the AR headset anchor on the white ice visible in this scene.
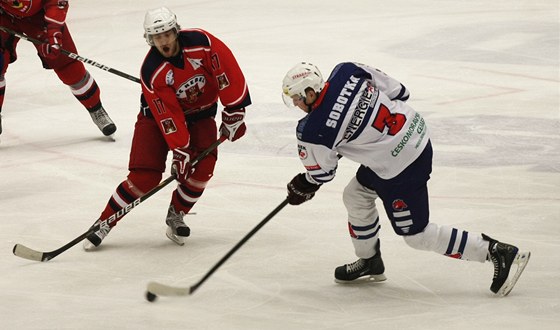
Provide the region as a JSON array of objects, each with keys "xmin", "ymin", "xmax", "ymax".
[{"xmin": 1, "ymin": 0, "xmax": 558, "ymax": 329}]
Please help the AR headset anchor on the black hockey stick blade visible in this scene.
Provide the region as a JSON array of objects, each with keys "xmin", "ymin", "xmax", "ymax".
[
  {"xmin": 145, "ymin": 198, "xmax": 289, "ymax": 300},
  {"xmin": 12, "ymin": 137, "xmax": 226, "ymax": 262},
  {"xmin": 11, "ymin": 176, "xmax": 176, "ymax": 262},
  {"xmin": 0, "ymin": 26, "xmax": 141, "ymax": 84}
]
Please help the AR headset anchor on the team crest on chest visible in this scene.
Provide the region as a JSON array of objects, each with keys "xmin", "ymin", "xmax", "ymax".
[{"xmin": 176, "ymin": 74, "xmax": 206, "ymax": 104}]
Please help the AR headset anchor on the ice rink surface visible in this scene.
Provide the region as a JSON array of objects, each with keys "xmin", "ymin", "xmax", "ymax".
[{"xmin": 1, "ymin": 0, "xmax": 558, "ymax": 329}]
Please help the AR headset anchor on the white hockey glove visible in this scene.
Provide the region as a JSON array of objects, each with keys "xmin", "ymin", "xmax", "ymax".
[{"xmin": 220, "ymin": 107, "xmax": 246, "ymax": 142}]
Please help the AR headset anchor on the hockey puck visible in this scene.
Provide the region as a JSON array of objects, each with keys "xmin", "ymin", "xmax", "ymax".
[{"xmin": 146, "ymin": 291, "xmax": 158, "ymax": 303}]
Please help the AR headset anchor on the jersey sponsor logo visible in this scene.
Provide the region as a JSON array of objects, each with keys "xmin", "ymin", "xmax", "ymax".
[
  {"xmin": 343, "ymin": 85, "xmax": 376, "ymax": 140},
  {"xmin": 298, "ymin": 144, "xmax": 308, "ymax": 159},
  {"xmin": 391, "ymin": 112, "xmax": 424, "ymax": 157},
  {"xmin": 216, "ymin": 73, "xmax": 230, "ymax": 90},
  {"xmin": 326, "ymin": 75, "xmax": 359, "ymax": 128},
  {"xmin": 161, "ymin": 118, "xmax": 177, "ymax": 134},
  {"xmin": 176, "ymin": 74, "xmax": 206, "ymax": 105}
]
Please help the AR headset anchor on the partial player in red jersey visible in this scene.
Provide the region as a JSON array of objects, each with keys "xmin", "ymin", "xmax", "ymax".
[
  {"xmin": 0, "ymin": 0, "xmax": 116, "ymax": 137},
  {"xmin": 83, "ymin": 7, "xmax": 251, "ymax": 249}
]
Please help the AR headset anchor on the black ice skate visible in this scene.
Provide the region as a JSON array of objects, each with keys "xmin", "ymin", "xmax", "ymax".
[
  {"xmin": 89, "ymin": 106, "xmax": 117, "ymax": 136},
  {"xmin": 165, "ymin": 205, "xmax": 190, "ymax": 246},
  {"xmin": 335, "ymin": 241, "xmax": 386, "ymax": 283},
  {"xmin": 482, "ymin": 234, "xmax": 530, "ymax": 296},
  {"xmin": 83, "ymin": 219, "xmax": 112, "ymax": 251}
]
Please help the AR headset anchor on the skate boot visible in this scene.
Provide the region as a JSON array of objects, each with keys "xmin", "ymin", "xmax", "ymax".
[
  {"xmin": 165, "ymin": 205, "xmax": 190, "ymax": 246},
  {"xmin": 335, "ymin": 240, "xmax": 386, "ymax": 283},
  {"xmin": 89, "ymin": 106, "xmax": 117, "ymax": 136},
  {"xmin": 83, "ymin": 219, "xmax": 112, "ymax": 251},
  {"xmin": 483, "ymin": 233, "xmax": 531, "ymax": 296}
]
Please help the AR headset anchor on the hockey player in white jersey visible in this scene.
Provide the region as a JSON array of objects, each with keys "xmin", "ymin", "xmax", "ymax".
[{"xmin": 282, "ymin": 62, "xmax": 530, "ymax": 296}]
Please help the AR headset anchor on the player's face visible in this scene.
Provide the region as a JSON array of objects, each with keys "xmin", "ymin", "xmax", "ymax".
[
  {"xmin": 152, "ymin": 30, "xmax": 179, "ymax": 57},
  {"xmin": 290, "ymin": 95, "xmax": 307, "ymax": 111},
  {"xmin": 287, "ymin": 90, "xmax": 317, "ymax": 113}
]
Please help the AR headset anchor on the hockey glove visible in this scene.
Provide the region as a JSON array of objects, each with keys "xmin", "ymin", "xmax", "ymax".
[
  {"xmin": 220, "ymin": 107, "xmax": 246, "ymax": 142},
  {"xmin": 171, "ymin": 147, "xmax": 197, "ymax": 183},
  {"xmin": 40, "ymin": 27, "xmax": 62, "ymax": 59},
  {"xmin": 287, "ymin": 173, "xmax": 321, "ymax": 205}
]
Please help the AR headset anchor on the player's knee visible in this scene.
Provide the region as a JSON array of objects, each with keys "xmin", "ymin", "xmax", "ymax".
[
  {"xmin": 342, "ymin": 180, "xmax": 357, "ymax": 208},
  {"xmin": 343, "ymin": 177, "xmax": 370, "ymax": 207},
  {"xmin": 403, "ymin": 223, "xmax": 437, "ymax": 251},
  {"xmin": 127, "ymin": 169, "xmax": 162, "ymax": 193}
]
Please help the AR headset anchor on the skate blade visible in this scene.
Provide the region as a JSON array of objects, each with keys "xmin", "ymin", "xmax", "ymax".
[
  {"xmin": 166, "ymin": 227, "xmax": 185, "ymax": 246},
  {"xmin": 335, "ymin": 273, "xmax": 387, "ymax": 284},
  {"xmin": 498, "ymin": 251, "xmax": 531, "ymax": 296}
]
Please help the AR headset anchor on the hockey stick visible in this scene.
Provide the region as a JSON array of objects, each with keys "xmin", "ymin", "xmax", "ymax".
[
  {"xmin": 146, "ymin": 198, "xmax": 290, "ymax": 301},
  {"xmin": 12, "ymin": 136, "xmax": 227, "ymax": 262},
  {"xmin": 0, "ymin": 26, "xmax": 140, "ymax": 84}
]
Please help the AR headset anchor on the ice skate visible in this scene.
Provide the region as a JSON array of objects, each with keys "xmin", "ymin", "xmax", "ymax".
[
  {"xmin": 483, "ymin": 234, "xmax": 530, "ymax": 296},
  {"xmin": 89, "ymin": 106, "xmax": 117, "ymax": 137},
  {"xmin": 335, "ymin": 241, "xmax": 386, "ymax": 283},
  {"xmin": 83, "ymin": 219, "xmax": 112, "ymax": 251},
  {"xmin": 165, "ymin": 205, "xmax": 190, "ymax": 246}
]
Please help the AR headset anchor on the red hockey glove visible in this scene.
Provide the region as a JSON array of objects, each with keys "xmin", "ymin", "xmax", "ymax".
[
  {"xmin": 220, "ymin": 107, "xmax": 246, "ymax": 142},
  {"xmin": 40, "ymin": 25, "xmax": 62, "ymax": 59},
  {"xmin": 287, "ymin": 173, "xmax": 321, "ymax": 205},
  {"xmin": 171, "ymin": 147, "xmax": 197, "ymax": 183}
]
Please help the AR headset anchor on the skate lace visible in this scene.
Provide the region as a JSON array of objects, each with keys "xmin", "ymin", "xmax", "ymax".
[
  {"xmin": 96, "ymin": 221, "xmax": 111, "ymax": 238},
  {"xmin": 490, "ymin": 255, "xmax": 499, "ymax": 278},
  {"xmin": 167, "ymin": 211, "xmax": 187, "ymax": 229},
  {"xmin": 347, "ymin": 259, "xmax": 366, "ymax": 273},
  {"xmin": 91, "ymin": 108, "xmax": 112, "ymax": 127},
  {"xmin": 489, "ymin": 243, "xmax": 502, "ymax": 279}
]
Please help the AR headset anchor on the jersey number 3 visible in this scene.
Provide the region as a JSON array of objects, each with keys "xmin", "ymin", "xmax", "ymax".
[{"xmin": 372, "ymin": 104, "xmax": 406, "ymax": 136}]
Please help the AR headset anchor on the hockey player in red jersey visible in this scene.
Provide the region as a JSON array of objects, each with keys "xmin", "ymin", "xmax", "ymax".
[
  {"xmin": 282, "ymin": 62, "xmax": 530, "ymax": 296},
  {"xmin": 0, "ymin": 0, "xmax": 116, "ymax": 137},
  {"xmin": 83, "ymin": 7, "xmax": 251, "ymax": 249}
]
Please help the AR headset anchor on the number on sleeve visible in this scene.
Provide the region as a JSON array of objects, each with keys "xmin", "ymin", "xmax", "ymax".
[{"xmin": 152, "ymin": 98, "xmax": 166, "ymax": 115}]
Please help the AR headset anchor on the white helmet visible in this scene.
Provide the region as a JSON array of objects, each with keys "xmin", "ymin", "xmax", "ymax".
[
  {"xmin": 282, "ymin": 62, "xmax": 325, "ymax": 107},
  {"xmin": 143, "ymin": 7, "xmax": 180, "ymax": 46}
]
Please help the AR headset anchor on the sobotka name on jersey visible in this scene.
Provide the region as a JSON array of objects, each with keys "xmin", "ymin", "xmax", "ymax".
[{"xmin": 326, "ymin": 75, "xmax": 359, "ymax": 128}]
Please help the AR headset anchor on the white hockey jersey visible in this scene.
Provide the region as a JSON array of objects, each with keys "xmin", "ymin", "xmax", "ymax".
[{"xmin": 296, "ymin": 62, "xmax": 430, "ymax": 183}]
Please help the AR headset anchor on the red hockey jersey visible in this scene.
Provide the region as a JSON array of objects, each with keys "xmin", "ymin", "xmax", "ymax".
[
  {"xmin": 140, "ymin": 28, "xmax": 251, "ymax": 150},
  {"xmin": 0, "ymin": 0, "xmax": 67, "ymax": 26}
]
